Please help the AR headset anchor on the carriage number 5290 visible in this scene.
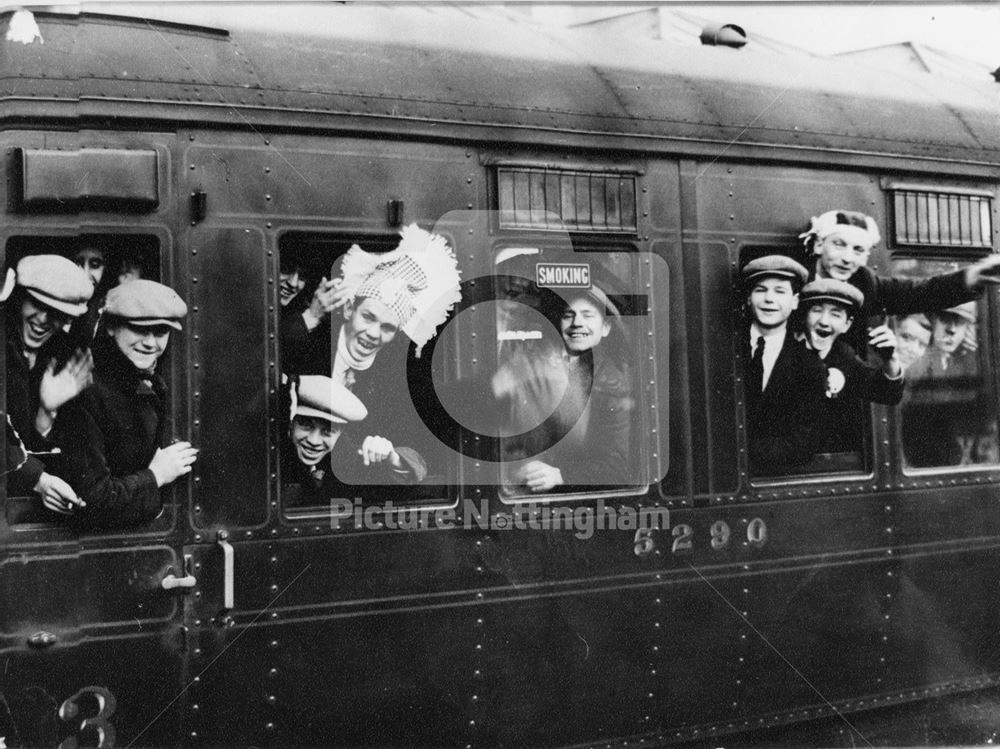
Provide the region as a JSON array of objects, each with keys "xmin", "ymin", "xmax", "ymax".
[{"xmin": 669, "ymin": 518, "xmax": 768, "ymax": 555}]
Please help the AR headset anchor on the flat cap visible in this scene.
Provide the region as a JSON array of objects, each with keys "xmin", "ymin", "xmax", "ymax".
[
  {"xmin": 103, "ymin": 279, "xmax": 187, "ymax": 330},
  {"xmin": 800, "ymin": 278, "xmax": 864, "ymax": 312},
  {"xmin": 938, "ymin": 301, "xmax": 977, "ymax": 324},
  {"xmin": 293, "ymin": 375, "xmax": 368, "ymax": 424},
  {"xmin": 16, "ymin": 254, "xmax": 94, "ymax": 317},
  {"xmin": 559, "ymin": 284, "xmax": 621, "ymax": 319},
  {"xmin": 741, "ymin": 255, "xmax": 808, "ymax": 286}
]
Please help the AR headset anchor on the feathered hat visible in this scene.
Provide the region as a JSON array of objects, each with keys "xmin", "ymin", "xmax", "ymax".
[{"xmin": 337, "ymin": 224, "xmax": 462, "ymax": 356}]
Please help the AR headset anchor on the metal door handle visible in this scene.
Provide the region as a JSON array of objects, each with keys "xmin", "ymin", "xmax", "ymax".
[
  {"xmin": 217, "ymin": 530, "xmax": 234, "ymax": 611},
  {"xmin": 161, "ymin": 554, "xmax": 197, "ymax": 591}
]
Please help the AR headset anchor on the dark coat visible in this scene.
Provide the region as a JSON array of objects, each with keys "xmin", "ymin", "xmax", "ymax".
[
  {"xmin": 502, "ymin": 349, "xmax": 634, "ymax": 489},
  {"xmin": 280, "ymin": 305, "xmax": 332, "ymax": 376},
  {"xmin": 812, "ymin": 337, "xmax": 904, "ymax": 453},
  {"xmin": 52, "ymin": 338, "xmax": 174, "ymax": 530},
  {"xmin": 745, "ymin": 329, "xmax": 827, "ymax": 474}
]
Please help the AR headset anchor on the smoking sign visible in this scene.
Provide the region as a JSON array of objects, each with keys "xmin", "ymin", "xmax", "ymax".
[{"xmin": 535, "ymin": 263, "xmax": 591, "ymax": 288}]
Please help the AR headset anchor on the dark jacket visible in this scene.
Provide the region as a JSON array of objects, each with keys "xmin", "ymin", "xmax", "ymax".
[
  {"xmin": 501, "ymin": 348, "xmax": 634, "ymax": 489},
  {"xmin": 811, "ymin": 337, "xmax": 904, "ymax": 453},
  {"xmin": 52, "ymin": 338, "xmax": 174, "ymax": 530},
  {"xmin": 280, "ymin": 305, "xmax": 332, "ymax": 376},
  {"xmin": 745, "ymin": 328, "xmax": 827, "ymax": 474}
]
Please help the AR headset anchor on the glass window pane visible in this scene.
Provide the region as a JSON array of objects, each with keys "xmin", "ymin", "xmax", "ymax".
[
  {"xmin": 491, "ymin": 246, "xmax": 656, "ymax": 498},
  {"xmin": 893, "ymin": 258, "xmax": 1000, "ymax": 470}
]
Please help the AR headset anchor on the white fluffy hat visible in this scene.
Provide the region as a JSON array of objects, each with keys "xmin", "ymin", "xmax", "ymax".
[{"xmin": 337, "ymin": 224, "xmax": 462, "ymax": 356}]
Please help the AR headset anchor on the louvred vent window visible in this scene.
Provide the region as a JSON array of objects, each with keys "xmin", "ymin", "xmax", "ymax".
[
  {"xmin": 497, "ymin": 167, "xmax": 637, "ymax": 233},
  {"xmin": 892, "ymin": 189, "xmax": 992, "ymax": 248}
]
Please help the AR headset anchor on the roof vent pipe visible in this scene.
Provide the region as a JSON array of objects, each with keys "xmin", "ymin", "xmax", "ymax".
[{"xmin": 700, "ymin": 24, "xmax": 748, "ymax": 49}]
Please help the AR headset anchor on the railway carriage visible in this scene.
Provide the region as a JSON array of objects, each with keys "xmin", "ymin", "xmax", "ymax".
[{"xmin": 2, "ymin": 5, "xmax": 1000, "ymax": 747}]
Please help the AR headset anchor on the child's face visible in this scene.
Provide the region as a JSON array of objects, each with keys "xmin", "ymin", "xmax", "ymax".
[
  {"xmin": 932, "ymin": 312, "xmax": 969, "ymax": 355},
  {"xmin": 748, "ymin": 277, "xmax": 798, "ymax": 329},
  {"xmin": 896, "ymin": 316, "xmax": 931, "ymax": 369},
  {"xmin": 805, "ymin": 301, "xmax": 853, "ymax": 353},
  {"xmin": 291, "ymin": 415, "xmax": 342, "ymax": 466},
  {"xmin": 560, "ymin": 296, "xmax": 610, "ymax": 354}
]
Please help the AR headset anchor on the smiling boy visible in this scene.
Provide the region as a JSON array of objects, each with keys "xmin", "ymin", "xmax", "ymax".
[
  {"xmin": 281, "ymin": 374, "xmax": 427, "ymax": 507},
  {"xmin": 799, "ymin": 278, "xmax": 904, "ymax": 453},
  {"xmin": 742, "ymin": 255, "xmax": 827, "ymax": 473},
  {"xmin": 506, "ymin": 285, "xmax": 633, "ymax": 493}
]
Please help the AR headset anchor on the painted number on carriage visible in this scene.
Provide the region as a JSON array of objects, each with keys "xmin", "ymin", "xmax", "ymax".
[
  {"xmin": 668, "ymin": 518, "xmax": 768, "ymax": 555},
  {"xmin": 57, "ymin": 687, "xmax": 117, "ymax": 749}
]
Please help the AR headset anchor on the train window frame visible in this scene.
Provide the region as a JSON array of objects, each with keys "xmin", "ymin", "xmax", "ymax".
[
  {"xmin": 486, "ymin": 238, "xmax": 662, "ymax": 506},
  {"xmin": 737, "ymin": 246, "xmax": 877, "ymax": 485},
  {"xmin": 887, "ymin": 254, "xmax": 1000, "ymax": 475},
  {"xmin": 2, "ymin": 232, "xmax": 175, "ymax": 534},
  {"xmin": 275, "ymin": 230, "xmax": 461, "ymax": 524}
]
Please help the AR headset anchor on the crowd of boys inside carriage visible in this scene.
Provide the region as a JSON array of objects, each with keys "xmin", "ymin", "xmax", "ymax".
[
  {"xmin": 743, "ymin": 210, "xmax": 1000, "ymax": 476},
  {"xmin": 5, "ymin": 209, "xmax": 1000, "ymax": 529}
]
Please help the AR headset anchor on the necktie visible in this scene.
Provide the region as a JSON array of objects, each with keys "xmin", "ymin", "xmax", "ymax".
[
  {"xmin": 310, "ymin": 467, "xmax": 325, "ymax": 487},
  {"xmin": 748, "ymin": 337, "xmax": 765, "ymax": 394}
]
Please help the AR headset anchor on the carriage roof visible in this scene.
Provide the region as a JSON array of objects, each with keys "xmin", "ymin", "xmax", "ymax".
[{"xmin": 4, "ymin": 5, "xmax": 1000, "ymax": 168}]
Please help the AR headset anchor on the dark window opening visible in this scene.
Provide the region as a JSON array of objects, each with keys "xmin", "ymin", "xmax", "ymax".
[
  {"xmin": 5, "ymin": 234, "xmax": 163, "ymax": 527},
  {"xmin": 277, "ymin": 232, "xmax": 455, "ymax": 513},
  {"xmin": 737, "ymin": 247, "xmax": 872, "ymax": 479}
]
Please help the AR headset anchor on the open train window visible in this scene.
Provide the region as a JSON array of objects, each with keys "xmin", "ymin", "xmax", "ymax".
[
  {"xmin": 891, "ymin": 257, "xmax": 1000, "ymax": 470},
  {"xmin": 737, "ymin": 247, "xmax": 872, "ymax": 480},
  {"xmin": 4, "ymin": 234, "xmax": 163, "ymax": 528},
  {"xmin": 480, "ymin": 243, "xmax": 657, "ymax": 501},
  {"xmin": 276, "ymin": 232, "xmax": 455, "ymax": 516}
]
